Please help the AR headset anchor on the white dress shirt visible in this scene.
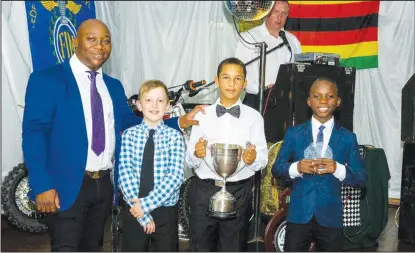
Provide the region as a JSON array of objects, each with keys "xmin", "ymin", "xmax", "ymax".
[
  {"xmin": 185, "ymin": 99, "xmax": 268, "ymax": 182},
  {"xmin": 288, "ymin": 116, "xmax": 346, "ymax": 181},
  {"xmin": 70, "ymin": 54, "xmax": 115, "ymax": 172},
  {"xmin": 235, "ymin": 23, "xmax": 302, "ymax": 95}
]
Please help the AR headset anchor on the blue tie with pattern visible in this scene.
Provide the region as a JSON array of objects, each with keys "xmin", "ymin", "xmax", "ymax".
[
  {"xmin": 317, "ymin": 125, "xmax": 325, "ymax": 143},
  {"xmin": 87, "ymin": 71, "xmax": 105, "ymax": 156}
]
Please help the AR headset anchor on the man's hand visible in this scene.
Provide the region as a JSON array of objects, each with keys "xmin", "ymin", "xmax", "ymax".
[
  {"xmin": 178, "ymin": 105, "xmax": 208, "ymax": 129},
  {"xmin": 144, "ymin": 220, "xmax": 156, "ymax": 234},
  {"xmin": 314, "ymin": 158, "xmax": 337, "ymax": 174},
  {"xmin": 36, "ymin": 189, "xmax": 60, "ymax": 213},
  {"xmin": 297, "ymin": 159, "xmax": 319, "ymax": 175},
  {"xmin": 194, "ymin": 137, "xmax": 207, "ymax": 158},
  {"xmin": 243, "ymin": 144, "xmax": 257, "ymax": 165},
  {"xmin": 130, "ymin": 198, "xmax": 144, "ymax": 219}
]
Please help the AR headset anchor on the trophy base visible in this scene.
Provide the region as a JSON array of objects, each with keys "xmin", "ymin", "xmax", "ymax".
[{"xmin": 207, "ymin": 210, "xmax": 238, "ymax": 220}]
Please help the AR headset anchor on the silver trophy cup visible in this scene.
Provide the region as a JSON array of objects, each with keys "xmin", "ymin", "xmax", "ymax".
[{"xmin": 204, "ymin": 143, "xmax": 246, "ymax": 219}]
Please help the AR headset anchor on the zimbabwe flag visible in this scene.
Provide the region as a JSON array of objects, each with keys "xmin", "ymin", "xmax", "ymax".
[{"xmin": 286, "ymin": 1, "xmax": 380, "ymax": 70}]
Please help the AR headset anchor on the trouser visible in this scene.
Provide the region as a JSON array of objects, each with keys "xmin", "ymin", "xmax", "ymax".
[
  {"xmin": 284, "ymin": 215, "xmax": 343, "ymax": 252},
  {"xmin": 188, "ymin": 176, "xmax": 252, "ymax": 252},
  {"xmin": 40, "ymin": 172, "xmax": 113, "ymax": 252},
  {"xmin": 120, "ymin": 198, "xmax": 179, "ymax": 252}
]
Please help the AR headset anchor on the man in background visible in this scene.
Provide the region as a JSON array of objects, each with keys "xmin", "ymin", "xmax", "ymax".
[{"xmin": 235, "ymin": 0, "xmax": 302, "ymax": 110}]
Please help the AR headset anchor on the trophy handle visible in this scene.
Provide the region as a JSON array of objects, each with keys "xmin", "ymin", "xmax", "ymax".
[
  {"xmin": 226, "ymin": 141, "xmax": 252, "ymax": 180},
  {"xmin": 202, "ymin": 141, "xmax": 222, "ymax": 177}
]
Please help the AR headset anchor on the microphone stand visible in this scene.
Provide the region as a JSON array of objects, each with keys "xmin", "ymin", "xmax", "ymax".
[{"xmin": 250, "ymin": 41, "xmax": 267, "ymax": 252}]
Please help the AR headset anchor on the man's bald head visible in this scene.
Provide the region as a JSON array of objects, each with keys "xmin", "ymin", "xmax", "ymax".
[
  {"xmin": 74, "ymin": 19, "xmax": 112, "ymax": 71},
  {"xmin": 77, "ymin": 19, "xmax": 111, "ymax": 37}
]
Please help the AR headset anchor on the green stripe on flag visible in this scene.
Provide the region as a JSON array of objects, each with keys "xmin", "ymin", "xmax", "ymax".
[{"xmin": 340, "ymin": 55, "xmax": 378, "ymax": 70}]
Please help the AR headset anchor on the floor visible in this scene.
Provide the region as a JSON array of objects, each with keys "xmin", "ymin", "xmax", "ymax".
[{"xmin": 2, "ymin": 206, "xmax": 415, "ymax": 252}]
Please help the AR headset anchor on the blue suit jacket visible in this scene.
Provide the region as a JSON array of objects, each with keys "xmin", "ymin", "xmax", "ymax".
[
  {"xmin": 272, "ymin": 121, "xmax": 367, "ymax": 228},
  {"xmin": 22, "ymin": 61, "xmax": 180, "ymax": 211}
]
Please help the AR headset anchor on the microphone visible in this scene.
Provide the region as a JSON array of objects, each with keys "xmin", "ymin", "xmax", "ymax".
[
  {"xmin": 183, "ymin": 80, "xmax": 206, "ymax": 91},
  {"xmin": 279, "ymin": 30, "xmax": 292, "ymax": 53}
]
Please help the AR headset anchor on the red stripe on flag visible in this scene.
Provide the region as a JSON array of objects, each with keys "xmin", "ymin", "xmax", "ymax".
[
  {"xmin": 291, "ymin": 27, "xmax": 378, "ymax": 46},
  {"xmin": 289, "ymin": 1, "xmax": 380, "ymax": 19}
]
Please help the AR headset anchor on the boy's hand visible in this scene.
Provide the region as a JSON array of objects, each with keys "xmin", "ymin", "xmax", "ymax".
[
  {"xmin": 314, "ymin": 158, "xmax": 337, "ymax": 174},
  {"xmin": 144, "ymin": 220, "xmax": 155, "ymax": 234},
  {"xmin": 297, "ymin": 159, "xmax": 319, "ymax": 175},
  {"xmin": 243, "ymin": 144, "xmax": 256, "ymax": 165},
  {"xmin": 129, "ymin": 198, "xmax": 144, "ymax": 218},
  {"xmin": 194, "ymin": 137, "xmax": 207, "ymax": 158}
]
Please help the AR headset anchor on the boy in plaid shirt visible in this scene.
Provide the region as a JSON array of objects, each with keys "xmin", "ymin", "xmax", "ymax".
[{"xmin": 118, "ymin": 80, "xmax": 185, "ymax": 251}]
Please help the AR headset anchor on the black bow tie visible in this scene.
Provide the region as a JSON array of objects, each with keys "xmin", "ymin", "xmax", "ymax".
[{"xmin": 216, "ymin": 105, "xmax": 240, "ymax": 118}]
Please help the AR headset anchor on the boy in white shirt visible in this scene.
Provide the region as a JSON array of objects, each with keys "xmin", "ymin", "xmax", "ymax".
[{"xmin": 185, "ymin": 57, "xmax": 268, "ymax": 251}]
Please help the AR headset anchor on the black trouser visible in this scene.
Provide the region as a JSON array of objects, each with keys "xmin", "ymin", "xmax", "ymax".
[
  {"xmin": 242, "ymin": 93, "xmax": 259, "ymax": 110},
  {"xmin": 39, "ymin": 173, "xmax": 113, "ymax": 252},
  {"xmin": 188, "ymin": 176, "xmax": 252, "ymax": 252},
  {"xmin": 284, "ymin": 215, "xmax": 343, "ymax": 252},
  {"xmin": 121, "ymin": 199, "xmax": 179, "ymax": 252}
]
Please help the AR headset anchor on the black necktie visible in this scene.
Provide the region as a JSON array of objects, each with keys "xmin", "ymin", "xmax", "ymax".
[
  {"xmin": 139, "ymin": 129, "xmax": 155, "ymax": 198},
  {"xmin": 216, "ymin": 104, "xmax": 241, "ymax": 118}
]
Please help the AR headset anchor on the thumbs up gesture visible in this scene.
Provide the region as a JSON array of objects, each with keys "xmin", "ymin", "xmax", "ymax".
[
  {"xmin": 243, "ymin": 144, "xmax": 256, "ymax": 165},
  {"xmin": 194, "ymin": 137, "xmax": 207, "ymax": 158}
]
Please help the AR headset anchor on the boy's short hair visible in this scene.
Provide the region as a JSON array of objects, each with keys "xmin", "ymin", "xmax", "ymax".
[
  {"xmin": 309, "ymin": 77, "xmax": 339, "ymax": 96},
  {"xmin": 138, "ymin": 80, "xmax": 169, "ymax": 101},
  {"xmin": 217, "ymin": 57, "xmax": 247, "ymax": 79}
]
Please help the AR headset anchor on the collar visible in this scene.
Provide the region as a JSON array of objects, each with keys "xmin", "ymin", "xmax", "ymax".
[
  {"xmin": 139, "ymin": 120, "xmax": 166, "ymax": 137},
  {"xmin": 214, "ymin": 98, "xmax": 242, "ymax": 109},
  {"xmin": 311, "ymin": 116, "xmax": 334, "ymax": 131},
  {"xmin": 69, "ymin": 54, "xmax": 103, "ymax": 75}
]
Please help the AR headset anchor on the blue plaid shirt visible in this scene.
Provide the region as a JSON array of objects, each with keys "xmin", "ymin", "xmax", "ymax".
[{"xmin": 118, "ymin": 121, "xmax": 185, "ymax": 226}]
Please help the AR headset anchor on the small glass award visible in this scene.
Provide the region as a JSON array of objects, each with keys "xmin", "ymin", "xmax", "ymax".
[{"xmin": 304, "ymin": 142, "xmax": 333, "ymax": 170}]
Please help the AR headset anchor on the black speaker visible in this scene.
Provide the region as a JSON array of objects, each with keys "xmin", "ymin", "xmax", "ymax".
[
  {"xmin": 399, "ymin": 143, "xmax": 415, "ymax": 245},
  {"xmin": 263, "ymin": 63, "xmax": 356, "ymax": 143},
  {"xmin": 401, "ymin": 74, "xmax": 415, "ymax": 143}
]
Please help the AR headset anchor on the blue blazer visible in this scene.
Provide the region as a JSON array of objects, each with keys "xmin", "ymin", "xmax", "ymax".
[
  {"xmin": 22, "ymin": 61, "xmax": 180, "ymax": 211},
  {"xmin": 272, "ymin": 121, "xmax": 367, "ymax": 228}
]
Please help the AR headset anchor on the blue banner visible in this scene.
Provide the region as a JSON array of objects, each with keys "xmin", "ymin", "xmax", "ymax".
[{"xmin": 25, "ymin": 1, "xmax": 96, "ymax": 71}]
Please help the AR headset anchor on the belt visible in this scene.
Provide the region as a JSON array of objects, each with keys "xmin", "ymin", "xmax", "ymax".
[
  {"xmin": 85, "ymin": 169, "xmax": 111, "ymax": 180},
  {"xmin": 197, "ymin": 176, "xmax": 250, "ymax": 187}
]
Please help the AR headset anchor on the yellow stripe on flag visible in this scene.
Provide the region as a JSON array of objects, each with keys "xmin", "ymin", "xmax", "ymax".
[
  {"xmin": 289, "ymin": 1, "xmax": 363, "ymax": 5},
  {"xmin": 301, "ymin": 41, "xmax": 378, "ymax": 60}
]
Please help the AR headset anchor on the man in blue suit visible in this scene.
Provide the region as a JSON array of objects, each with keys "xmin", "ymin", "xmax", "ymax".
[
  {"xmin": 22, "ymin": 19, "xmax": 203, "ymax": 251},
  {"xmin": 272, "ymin": 77, "xmax": 367, "ymax": 252}
]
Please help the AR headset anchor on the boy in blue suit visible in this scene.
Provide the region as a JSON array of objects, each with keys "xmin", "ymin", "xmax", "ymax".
[
  {"xmin": 272, "ymin": 77, "xmax": 367, "ymax": 251},
  {"xmin": 22, "ymin": 19, "xmax": 203, "ymax": 251}
]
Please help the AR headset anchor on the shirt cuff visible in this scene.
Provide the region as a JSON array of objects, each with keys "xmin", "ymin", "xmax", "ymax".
[
  {"xmin": 137, "ymin": 213, "xmax": 153, "ymax": 227},
  {"xmin": 289, "ymin": 162, "xmax": 302, "ymax": 179},
  {"xmin": 139, "ymin": 197, "xmax": 152, "ymax": 214},
  {"xmin": 333, "ymin": 162, "xmax": 346, "ymax": 181}
]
